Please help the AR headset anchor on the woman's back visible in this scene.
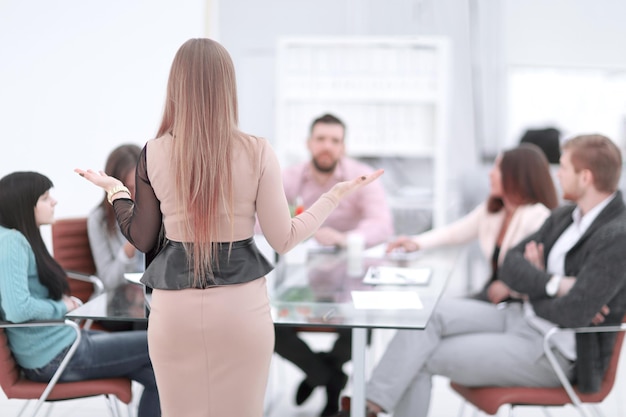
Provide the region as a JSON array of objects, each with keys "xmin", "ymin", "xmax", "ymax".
[
  {"xmin": 146, "ymin": 133, "xmax": 335, "ymax": 253},
  {"xmin": 147, "ymin": 133, "xmax": 268, "ymax": 242}
]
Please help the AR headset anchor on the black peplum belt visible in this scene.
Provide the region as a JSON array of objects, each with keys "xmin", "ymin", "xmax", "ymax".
[{"xmin": 141, "ymin": 237, "xmax": 274, "ymax": 290}]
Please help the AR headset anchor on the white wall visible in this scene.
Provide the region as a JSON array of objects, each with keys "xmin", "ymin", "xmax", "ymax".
[
  {"xmin": 500, "ymin": 0, "xmax": 626, "ymax": 149},
  {"xmin": 0, "ymin": 0, "xmax": 206, "ymax": 220},
  {"xmin": 3, "ymin": 0, "xmax": 626, "ymax": 226},
  {"xmin": 504, "ymin": 0, "xmax": 626, "ymax": 69}
]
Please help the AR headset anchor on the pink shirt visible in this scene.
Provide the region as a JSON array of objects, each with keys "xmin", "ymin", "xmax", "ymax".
[{"xmin": 282, "ymin": 157, "xmax": 393, "ymax": 248}]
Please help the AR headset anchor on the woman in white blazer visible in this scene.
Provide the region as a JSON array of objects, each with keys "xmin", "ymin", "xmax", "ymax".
[{"xmin": 388, "ymin": 143, "xmax": 559, "ymax": 303}]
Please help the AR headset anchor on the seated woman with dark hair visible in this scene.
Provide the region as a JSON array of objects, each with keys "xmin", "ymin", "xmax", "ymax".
[
  {"xmin": 388, "ymin": 143, "xmax": 559, "ymax": 303},
  {"xmin": 0, "ymin": 171, "xmax": 160, "ymax": 417}
]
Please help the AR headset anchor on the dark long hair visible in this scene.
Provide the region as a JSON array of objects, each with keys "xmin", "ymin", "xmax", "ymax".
[
  {"xmin": 98, "ymin": 144, "xmax": 142, "ymax": 235},
  {"xmin": 0, "ymin": 172, "xmax": 68, "ymax": 300},
  {"xmin": 487, "ymin": 143, "xmax": 559, "ymax": 213}
]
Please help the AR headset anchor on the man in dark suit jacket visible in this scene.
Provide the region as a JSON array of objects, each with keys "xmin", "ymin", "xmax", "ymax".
[
  {"xmin": 499, "ymin": 134, "xmax": 626, "ymax": 392},
  {"xmin": 335, "ymin": 134, "xmax": 626, "ymax": 417}
]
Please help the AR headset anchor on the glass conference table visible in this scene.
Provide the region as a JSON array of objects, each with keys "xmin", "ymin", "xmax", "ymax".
[{"xmin": 68, "ymin": 243, "xmax": 460, "ymax": 417}]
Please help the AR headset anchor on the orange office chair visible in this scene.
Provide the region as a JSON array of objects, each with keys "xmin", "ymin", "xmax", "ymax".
[
  {"xmin": 450, "ymin": 319, "xmax": 626, "ymax": 417},
  {"xmin": 0, "ymin": 320, "xmax": 132, "ymax": 417},
  {"xmin": 51, "ymin": 217, "xmax": 104, "ymax": 303}
]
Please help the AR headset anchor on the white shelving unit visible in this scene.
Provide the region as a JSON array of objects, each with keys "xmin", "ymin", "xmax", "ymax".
[{"xmin": 275, "ymin": 36, "xmax": 451, "ymax": 228}]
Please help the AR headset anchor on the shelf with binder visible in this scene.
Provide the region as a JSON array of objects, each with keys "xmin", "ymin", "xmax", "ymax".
[{"xmin": 277, "ymin": 101, "xmax": 439, "ymax": 158}]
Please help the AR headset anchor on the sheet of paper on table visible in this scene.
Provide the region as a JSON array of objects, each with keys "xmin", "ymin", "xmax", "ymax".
[
  {"xmin": 124, "ymin": 273, "xmax": 143, "ymax": 285},
  {"xmin": 351, "ymin": 291, "xmax": 423, "ymax": 310}
]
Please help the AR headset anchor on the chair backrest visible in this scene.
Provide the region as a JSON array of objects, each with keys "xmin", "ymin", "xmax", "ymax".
[
  {"xmin": 578, "ymin": 322, "xmax": 626, "ymax": 402},
  {"xmin": 0, "ymin": 328, "xmax": 21, "ymax": 395},
  {"xmin": 51, "ymin": 217, "xmax": 96, "ymax": 275},
  {"xmin": 51, "ymin": 218, "xmax": 97, "ymax": 302}
]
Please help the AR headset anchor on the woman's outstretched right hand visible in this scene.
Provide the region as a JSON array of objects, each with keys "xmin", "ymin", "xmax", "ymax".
[{"xmin": 329, "ymin": 168, "xmax": 384, "ymax": 200}]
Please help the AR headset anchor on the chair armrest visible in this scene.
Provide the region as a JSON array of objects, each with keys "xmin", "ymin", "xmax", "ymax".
[
  {"xmin": 0, "ymin": 319, "xmax": 68, "ymax": 328},
  {"xmin": 0, "ymin": 319, "xmax": 82, "ymax": 408},
  {"xmin": 543, "ymin": 323, "xmax": 626, "ymax": 408},
  {"xmin": 66, "ymin": 271, "xmax": 105, "ymax": 298},
  {"xmin": 570, "ymin": 323, "xmax": 626, "ymax": 335}
]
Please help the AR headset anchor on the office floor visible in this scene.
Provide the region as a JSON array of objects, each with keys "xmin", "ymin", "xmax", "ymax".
[{"xmin": 3, "ymin": 259, "xmax": 626, "ymax": 417}]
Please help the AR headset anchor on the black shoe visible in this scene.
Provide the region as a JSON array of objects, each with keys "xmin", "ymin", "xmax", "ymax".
[
  {"xmin": 321, "ymin": 370, "xmax": 348, "ymax": 416},
  {"xmin": 329, "ymin": 396, "xmax": 378, "ymax": 417},
  {"xmin": 295, "ymin": 378, "xmax": 315, "ymax": 405},
  {"xmin": 296, "ymin": 352, "xmax": 333, "ymax": 405}
]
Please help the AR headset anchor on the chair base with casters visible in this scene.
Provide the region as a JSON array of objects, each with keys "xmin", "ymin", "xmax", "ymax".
[
  {"xmin": 451, "ymin": 320, "xmax": 626, "ymax": 417},
  {"xmin": 0, "ymin": 319, "xmax": 133, "ymax": 417}
]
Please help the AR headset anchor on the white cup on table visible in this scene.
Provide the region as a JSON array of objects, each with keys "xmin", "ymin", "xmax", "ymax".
[{"xmin": 346, "ymin": 232, "xmax": 365, "ymax": 276}]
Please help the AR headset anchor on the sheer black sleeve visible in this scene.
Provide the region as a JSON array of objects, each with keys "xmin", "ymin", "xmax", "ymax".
[{"xmin": 112, "ymin": 145, "xmax": 163, "ymax": 253}]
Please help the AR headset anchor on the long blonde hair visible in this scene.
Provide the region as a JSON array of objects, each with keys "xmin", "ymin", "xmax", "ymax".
[{"xmin": 157, "ymin": 38, "xmax": 240, "ymax": 285}]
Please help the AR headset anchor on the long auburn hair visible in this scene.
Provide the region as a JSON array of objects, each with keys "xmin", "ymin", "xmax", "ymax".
[
  {"xmin": 0, "ymin": 172, "xmax": 69, "ymax": 299},
  {"xmin": 99, "ymin": 144, "xmax": 141, "ymax": 235},
  {"xmin": 156, "ymin": 38, "xmax": 241, "ymax": 284},
  {"xmin": 487, "ymin": 143, "xmax": 559, "ymax": 213}
]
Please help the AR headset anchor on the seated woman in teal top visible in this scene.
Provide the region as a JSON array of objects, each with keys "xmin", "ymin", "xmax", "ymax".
[{"xmin": 0, "ymin": 171, "xmax": 160, "ymax": 417}]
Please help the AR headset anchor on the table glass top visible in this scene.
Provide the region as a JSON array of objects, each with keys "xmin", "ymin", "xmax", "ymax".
[
  {"xmin": 67, "ymin": 282, "xmax": 149, "ymax": 322},
  {"xmin": 270, "ymin": 246, "xmax": 460, "ymax": 330},
  {"xmin": 67, "ymin": 244, "xmax": 460, "ymax": 331}
]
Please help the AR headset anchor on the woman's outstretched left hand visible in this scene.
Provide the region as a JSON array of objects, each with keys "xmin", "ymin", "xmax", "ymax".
[{"xmin": 74, "ymin": 168, "xmax": 122, "ymax": 191}]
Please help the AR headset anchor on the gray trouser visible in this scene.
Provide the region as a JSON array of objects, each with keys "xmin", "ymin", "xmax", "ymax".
[{"xmin": 366, "ymin": 298, "xmax": 575, "ymax": 417}]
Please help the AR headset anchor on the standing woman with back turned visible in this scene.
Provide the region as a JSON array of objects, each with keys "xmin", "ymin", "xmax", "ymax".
[{"xmin": 76, "ymin": 38, "xmax": 384, "ymax": 417}]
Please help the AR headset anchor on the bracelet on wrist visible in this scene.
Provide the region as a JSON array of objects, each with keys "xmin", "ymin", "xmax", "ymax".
[{"xmin": 107, "ymin": 184, "xmax": 131, "ymax": 205}]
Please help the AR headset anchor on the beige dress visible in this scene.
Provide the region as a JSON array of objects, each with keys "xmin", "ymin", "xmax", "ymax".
[{"xmin": 113, "ymin": 133, "xmax": 340, "ymax": 416}]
